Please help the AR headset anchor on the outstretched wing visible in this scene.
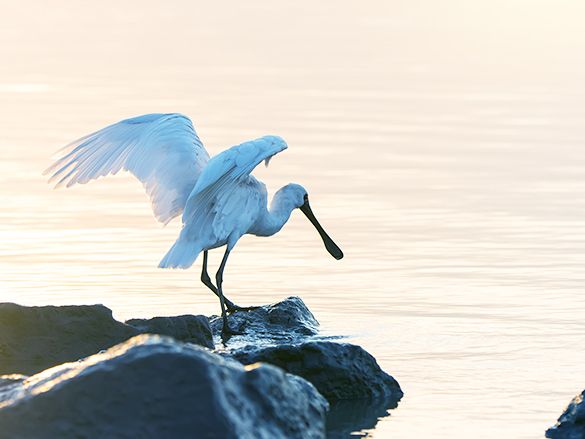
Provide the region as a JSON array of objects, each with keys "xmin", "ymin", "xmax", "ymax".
[
  {"xmin": 183, "ymin": 135, "xmax": 287, "ymax": 224},
  {"xmin": 45, "ymin": 113, "xmax": 210, "ymax": 224}
]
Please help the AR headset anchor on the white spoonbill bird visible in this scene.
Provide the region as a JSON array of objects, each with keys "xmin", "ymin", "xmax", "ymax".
[{"xmin": 45, "ymin": 113, "xmax": 343, "ymax": 337}]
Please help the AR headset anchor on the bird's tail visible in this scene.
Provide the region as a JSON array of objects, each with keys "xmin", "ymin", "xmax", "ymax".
[{"xmin": 158, "ymin": 239, "xmax": 201, "ymax": 269}]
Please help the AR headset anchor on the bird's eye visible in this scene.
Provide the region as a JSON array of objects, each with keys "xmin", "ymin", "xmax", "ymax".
[{"xmin": 303, "ymin": 194, "xmax": 309, "ymax": 202}]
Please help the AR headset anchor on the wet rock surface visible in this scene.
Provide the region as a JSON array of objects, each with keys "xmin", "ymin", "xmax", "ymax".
[
  {"xmin": 0, "ymin": 335, "xmax": 328, "ymax": 439},
  {"xmin": 210, "ymin": 296, "xmax": 319, "ymax": 343},
  {"xmin": 213, "ymin": 297, "xmax": 402, "ymax": 407},
  {"xmin": 0, "ymin": 302, "xmax": 213, "ymax": 375},
  {"xmin": 229, "ymin": 341, "xmax": 403, "ymax": 403},
  {"xmin": 215, "ymin": 296, "xmax": 403, "ymax": 435},
  {"xmin": 546, "ymin": 390, "xmax": 585, "ymax": 439}
]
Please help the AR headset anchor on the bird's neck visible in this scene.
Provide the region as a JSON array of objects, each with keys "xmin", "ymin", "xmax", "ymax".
[{"xmin": 249, "ymin": 188, "xmax": 296, "ymax": 237}]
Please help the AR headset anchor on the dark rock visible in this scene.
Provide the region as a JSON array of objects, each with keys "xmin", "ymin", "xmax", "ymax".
[
  {"xmin": 125, "ymin": 314, "xmax": 213, "ymax": 349},
  {"xmin": 0, "ymin": 302, "xmax": 213, "ymax": 375},
  {"xmin": 0, "ymin": 303, "xmax": 136, "ymax": 375},
  {"xmin": 546, "ymin": 390, "xmax": 585, "ymax": 439},
  {"xmin": 229, "ymin": 341, "xmax": 403, "ymax": 404},
  {"xmin": 0, "ymin": 298, "xmax": 402, "ymax": 438},
  {"xmin": 0, "ymin": 335, "xmax": 328, "ymax": 439},
  {"xmin": 213, "ymin": 297, "xmax": 403, "ymax": 411},
  {"xmin": 210, "ymin": 296, "xmax": 319, "ymax": 344}
]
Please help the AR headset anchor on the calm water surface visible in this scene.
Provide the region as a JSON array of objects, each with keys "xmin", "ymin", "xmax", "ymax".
[{"xmin": 1, "ymin": 1, "xmax": 585, "ymax": 437}]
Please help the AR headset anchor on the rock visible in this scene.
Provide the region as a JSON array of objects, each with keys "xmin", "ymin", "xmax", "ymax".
[
  {"xmin": 125, "ymin": 314, "xmax": 213, "ymax": 349},
  {"xmin": 228, "ymin": 341, "xmax": 403, "ymax": 403},
  {"xmin": 210, "ymin": 296, "xmax": 319, "ymax": 344},
  {"xmin": 0, "ymin": 302, "xmax": 213, "ymax": 375},
  {"xmin": 546, "ymin": 390, "xmax": 585, "ymax": 439},
  {"xmin": 0, "ymin": 298, "xmax": 403, "ymax": 438},
  {"xmin": 0, "ymin": 303, "xmax": 136, "ymax": 376},
  {"xmin": 0, "ymin": 335, "xmax": 328, "ymax": 439},
  {"xmin": 213, "ymin": 297, "xmax": 403, "ymax": 409}
]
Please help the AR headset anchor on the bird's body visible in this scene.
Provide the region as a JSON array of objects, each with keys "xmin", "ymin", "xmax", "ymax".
[
  {"xmin": 164, "ymin": 175, "xmax": 266, "ymax": 265},
  {"xmin": 159, "ymin": 137, "xmax": 290, "ymax": 269},
  {"xmin": 46, "ymin": 113, "xmax": 343, "ymax": 338}
]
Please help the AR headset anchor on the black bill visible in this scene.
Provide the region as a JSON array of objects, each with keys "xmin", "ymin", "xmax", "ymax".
[{"xmin": 300, "ymin": 199, "xmax": 344, "ymax": 260}]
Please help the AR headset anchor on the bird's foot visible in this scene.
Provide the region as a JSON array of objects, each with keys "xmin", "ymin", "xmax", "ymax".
[
  {"xmin": 221, "ymin": 323, "xmax": 244, "ymax": 342},
  {"xmin": 226, "ymin": 302, "xmax": 259, "ymax": 314}
]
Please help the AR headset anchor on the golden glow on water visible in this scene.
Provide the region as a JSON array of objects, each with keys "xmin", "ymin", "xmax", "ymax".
[{"xmin": 2, "ymin": 1, "xmax": 585, "ymax": 437}]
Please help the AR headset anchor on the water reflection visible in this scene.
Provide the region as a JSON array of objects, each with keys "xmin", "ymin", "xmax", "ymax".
[{"xmin": 326, "ymin": 397, "xmax": 398, "ymax": 438}]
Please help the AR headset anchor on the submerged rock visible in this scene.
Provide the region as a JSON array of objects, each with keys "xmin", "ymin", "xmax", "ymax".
[
  {"xmin": 546, "ymin": 390, "xmax": 585, "ymax": 439},
  {"xmin": 0, "ymin": 302, "xmax": 213, "ymax": 375},
  {"xmin": 0, "ymin": 335, "xmax": 328, "ymax": 439},
  {"xmin": 230, "ymin": 341, "xmax": 403, "ymax": 404},
  {"xmin": 210, "ymin": 296, "xmax": 319, "ymax": 343}
]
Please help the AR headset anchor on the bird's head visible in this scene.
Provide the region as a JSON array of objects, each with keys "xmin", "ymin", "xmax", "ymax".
[{"xmin": 281, "ymin": 183, "xmax": 344, "ymax": 260}]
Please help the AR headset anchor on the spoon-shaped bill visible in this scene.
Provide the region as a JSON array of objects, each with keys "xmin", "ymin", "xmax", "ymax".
[{"xmin": 300, "ymin": 201, "xmax": 344, "ymax": 260}]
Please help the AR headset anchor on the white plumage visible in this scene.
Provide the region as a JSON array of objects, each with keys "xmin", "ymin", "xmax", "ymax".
[
  {"xmin": 46, "ymin": 113, "xmax": 343, "ymax": 337},
  {"xmin": 159, "ymin": 135, "xmax": 287, "ymax": 269},
  {"xmin": 45, "ymin": 113, "xmax": 209, "ymax": 224}
]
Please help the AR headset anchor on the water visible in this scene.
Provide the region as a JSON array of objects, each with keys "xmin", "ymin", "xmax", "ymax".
[{"xmin": 2, "ymin": 1, "xmax": 585, "ymax": 437}]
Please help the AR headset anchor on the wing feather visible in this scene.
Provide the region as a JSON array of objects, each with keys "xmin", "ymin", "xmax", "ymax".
[
  {"xmin": 45, "ymin": 113, "xmax": 210, "ymax": 224},
  {"xmin": 189, "ymin": 135, "xmax": 286, "ymax": 197},
  {"xmin": 183, "ymin": 135, "xmax": 287, "ymax": 226}
]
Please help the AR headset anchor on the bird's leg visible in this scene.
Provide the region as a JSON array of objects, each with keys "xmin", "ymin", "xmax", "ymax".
[
  {"xmin": 216, "ymin": 248, "xmax": 243, "ymax": 339},
  {"xmin": 200, "ymin": 250, "xmax": 257, "ymax": 314},
  {"xmin": 200, "ymin": 250, "xmax": 238, "ymax": 312}
]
